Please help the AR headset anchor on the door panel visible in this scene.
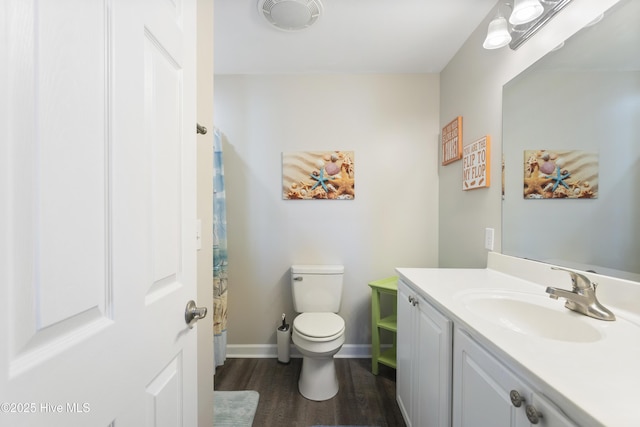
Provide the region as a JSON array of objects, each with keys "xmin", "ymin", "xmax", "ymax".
[
  {"xmin": 7, "ymin": 0, "xmax": 111, "ymax": 375},
  {"xmin": 145, "ymin": 27, "xmax": 183, "ymax": 301},
  {"xmin": 396, "ymin": 281, "xmax": 413, "ymax": 426},
  {"xmin": 1, "ymin": 1, "xmax": 198, "ymax": 426},
  {"xmin": 415, "ymin": 295, "xmax": 452, "ymax": 427},
  {"xmin": 31, "ymin": 0, "xmax": 108, "ymax": 329},
  {"xmin": 146, "ymin": 355, "xmax": 183, "ymax": 427},
  {"xmin": 453, "ymin": 329, "xmax": 529, "ymax": 427}
]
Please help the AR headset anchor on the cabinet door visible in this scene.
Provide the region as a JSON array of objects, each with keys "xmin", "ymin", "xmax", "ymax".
[
  {"xmin": 396, "ymin": 280, "xmax": 415, "ymax": 426},
  {"xmin": 397, "ymin": 280, "xmax": 452, "ymax": 427},
  {"xmin": 415, "ymin": 293, "xmax": 452, "ymax": 427},
  {"xmin": 453, "ymin": 328, "xmax": 530, "ymax": 427}
]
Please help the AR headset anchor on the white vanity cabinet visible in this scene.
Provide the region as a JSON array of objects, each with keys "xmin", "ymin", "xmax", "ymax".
[
  {"xmin": 453, "ymin": 327, "xmax": 528, "ymax": 426},
  {"xmin": 396, "ymin": 257, "xmax": 639, "ymax": 426},
  {"xmin": 397, "ymin": 279, "xmax": 452, "ymax": 427},
  {"xmin": 453, "ymin": 328, "xmax": 576, "ymax": 427},
  {"xmin": 397, "ymin": 275, "xmax": 578, "ymax": 427}
]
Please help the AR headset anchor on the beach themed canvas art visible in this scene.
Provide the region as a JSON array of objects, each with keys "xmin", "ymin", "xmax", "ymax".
[
  {"xmin": 523, "ymin": 150, "xmax": 598, "ymax": 199},
  {"xmin": 282, "ymin": 151, "xmax": 355, "ymax": 200}
]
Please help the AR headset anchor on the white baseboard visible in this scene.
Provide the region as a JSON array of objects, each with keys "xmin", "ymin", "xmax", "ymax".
[{"xmin": 226, "ymin": 344, "xmax": 376, "ymax": 359}]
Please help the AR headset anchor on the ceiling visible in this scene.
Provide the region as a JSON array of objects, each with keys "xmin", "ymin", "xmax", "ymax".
[{"xmin": 213, "ymin": 0, "xmax": 497, "ymax": 74}]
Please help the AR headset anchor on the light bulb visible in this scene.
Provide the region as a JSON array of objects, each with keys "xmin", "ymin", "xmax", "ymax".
[
  {"xmin": 509, "ymin": 0, "xmax": 544, "ymax": 26},
  {"xmin": 483, "ymin": 16, "xmax": 512, "ymax": 49}
]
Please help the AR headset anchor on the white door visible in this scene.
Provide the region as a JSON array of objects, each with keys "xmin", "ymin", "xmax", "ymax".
[{"xmin": 0, "ymin": 1, "xmax": 199, "ymax": 426}]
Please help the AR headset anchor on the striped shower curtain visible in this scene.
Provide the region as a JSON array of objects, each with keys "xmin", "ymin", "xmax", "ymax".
[{"xmin": 213, "ymin": 128, "xmax": 228, "ymax": 368}]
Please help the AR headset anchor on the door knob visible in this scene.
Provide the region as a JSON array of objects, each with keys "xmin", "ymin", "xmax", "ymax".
[{"xmin": 185, "ymin": 300, "xmax": 207, "ymax": 328}]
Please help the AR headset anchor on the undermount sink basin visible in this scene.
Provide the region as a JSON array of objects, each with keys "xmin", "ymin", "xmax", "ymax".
[{"xmin": 456, "ymin": 289, "xmax": 603, "ymax": 343}]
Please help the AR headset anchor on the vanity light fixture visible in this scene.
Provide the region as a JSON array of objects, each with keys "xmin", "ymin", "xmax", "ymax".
[
  {"xmin": 483, "ymin": 0, "xmax": 573, "ymax": 50},
  {"xmin": 509, "ymin": 0, "xmax": 544, "ymax": 25},
  {"xmin": 483, "ymin": 8, "xmax": 512, "ymax": 50}
]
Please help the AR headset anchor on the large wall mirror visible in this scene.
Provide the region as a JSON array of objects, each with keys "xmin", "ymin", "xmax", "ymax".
[{"xmin": 502, "ymin": 0, "xmax": 640, "ymax": 281}]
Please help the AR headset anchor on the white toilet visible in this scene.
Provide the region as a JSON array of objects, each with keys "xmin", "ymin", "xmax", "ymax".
[{"xmin": 291, "ymin": 264, "xmax": 346, "ymax": 401}]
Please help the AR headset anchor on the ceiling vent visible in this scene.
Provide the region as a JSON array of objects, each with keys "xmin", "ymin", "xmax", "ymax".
[{"xmin": 258, "ymin": 0, "xmax": 323, "ymax": 31}]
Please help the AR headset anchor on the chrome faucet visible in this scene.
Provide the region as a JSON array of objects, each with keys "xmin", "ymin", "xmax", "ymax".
[{"xmin": 545, "ymin": 267, "xmax": 616, "ymax": 321}]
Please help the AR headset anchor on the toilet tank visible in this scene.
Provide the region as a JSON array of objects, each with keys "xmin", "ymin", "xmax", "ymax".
[{"xmin": 291, "ymin": 265, "xmax": 344, "ymax": 313}]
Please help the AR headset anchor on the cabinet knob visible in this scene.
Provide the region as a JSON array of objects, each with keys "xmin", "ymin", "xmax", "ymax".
[
  {"xmin": 525, "ymin": 404, "xmax": 542, "ymax": 424},
  {"xmin": 509, "ymin": 390, "xmax": 525, "ymax": 407},
  {"xmin": 408, "ymin": 296, "xmax": 414, "ymax": 304}
]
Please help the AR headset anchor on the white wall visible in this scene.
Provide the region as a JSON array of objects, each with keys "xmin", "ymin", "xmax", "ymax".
[
  {"xmin": 213, "ymin": 74, "xmax": 439, "ymax": 350},
  {"xmin": 438, "ymin": 0, "xmax": 621, "ymax": 268}
]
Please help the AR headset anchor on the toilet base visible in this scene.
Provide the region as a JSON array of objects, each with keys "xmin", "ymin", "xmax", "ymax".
[{"xmin": 298, "ymin": 355, "xmax": 339, "ymax": 401}]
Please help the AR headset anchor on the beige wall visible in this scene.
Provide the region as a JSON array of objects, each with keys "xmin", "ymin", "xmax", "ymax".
[
  {"xmin": 196, "ymin": 0, "xmax": 213, "ymax": 423},
  {"xmin": 213, "ymin": 74, "xmax": 439, "ymax": 352},
  {"xmin": 438, "ymin": 0, "xmax": 621, "ymax": 268}
]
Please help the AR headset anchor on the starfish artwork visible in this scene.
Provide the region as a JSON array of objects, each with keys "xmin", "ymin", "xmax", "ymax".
[
  {"xmin": 329, "ymin": 175, "xmax": 354, "ymax": 198},
  {"xmin": 282, "ymin": 150, "xmax": 356, "ymax": 200},
  {"xmin": 545, "ymin": 166, "xmax": 571, "ymax": 192},
  {"xmin": 523, "ymin": 172, "xmax": 552, "ymax": 197},
  {"xmin": 310, "ymin": 167, "xmax": 329, "ymax": 192},
  {"xmin": 522, "ymin": 150, "xmax": 598, "ymax": 199}
]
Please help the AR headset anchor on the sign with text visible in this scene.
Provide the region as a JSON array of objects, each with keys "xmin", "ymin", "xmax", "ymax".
[
  {"xmin": 462, "ymin": 135, "xmax": 491, "ymax": 190},
  {"xmin": 441, "ymin": 116, "xmax": 462, "ymax": 165}
]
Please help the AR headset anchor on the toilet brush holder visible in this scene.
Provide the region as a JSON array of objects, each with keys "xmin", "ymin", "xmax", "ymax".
[{"xmin": 277, "ymin": 313, "xmax": 291, "ymax": 364}]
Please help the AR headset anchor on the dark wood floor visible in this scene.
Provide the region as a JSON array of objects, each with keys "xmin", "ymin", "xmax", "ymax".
[{"xmin": 214, "ymin": 358, "xmax": 406, "ymax": 427}]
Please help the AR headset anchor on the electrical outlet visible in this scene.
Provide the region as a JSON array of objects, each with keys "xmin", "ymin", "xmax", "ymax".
[{"xmin": 485, "ymin": 228, "xmax": 494, "ymax": 251}]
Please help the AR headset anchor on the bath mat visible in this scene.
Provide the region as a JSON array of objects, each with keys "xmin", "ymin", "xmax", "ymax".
[{"xmin": 214, "ymin": 390, "xmax": 259, "ymax": 427}]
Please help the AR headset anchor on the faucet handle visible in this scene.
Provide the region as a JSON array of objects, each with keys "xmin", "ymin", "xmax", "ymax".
[{"xmin": 551, "ymin": 266, "xmax": 592, "ymax": 290}]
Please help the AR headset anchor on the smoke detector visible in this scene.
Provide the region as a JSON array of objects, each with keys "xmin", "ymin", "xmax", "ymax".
[{"xmin": 258, "ymin": 0, "xmax": 323, "ymax": 31}]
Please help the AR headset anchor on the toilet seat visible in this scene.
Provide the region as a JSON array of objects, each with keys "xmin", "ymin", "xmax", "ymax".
[{"xmin": 293, "ymin": 313, "xmax": 344, "ymax": 342}]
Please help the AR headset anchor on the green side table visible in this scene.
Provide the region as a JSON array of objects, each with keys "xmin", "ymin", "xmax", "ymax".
[{"xmin": 368, "ymin": 276, "xmax": 398, "ymax": 375}]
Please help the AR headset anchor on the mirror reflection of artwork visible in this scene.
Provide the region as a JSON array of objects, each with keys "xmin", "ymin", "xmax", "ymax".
[
  {"xmin": 523, "ymin": 150, "xmax": 598, "ymax": 199},
  {"xmin": 282, "ymin": 151, "xmax": 355, "ymax": 200},
  {"xmin": 503, "ymin": 0, "xmax": 639, "ymax": 279}
]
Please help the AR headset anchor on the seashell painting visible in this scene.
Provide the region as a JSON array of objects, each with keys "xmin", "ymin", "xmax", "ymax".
[
  {"xmin": 523, "ymin": 149, "xmax": 598, "ymax": 199},
  {"xmin": 282, "ymin": 151, "xmax": 355, "ymax": 200}
]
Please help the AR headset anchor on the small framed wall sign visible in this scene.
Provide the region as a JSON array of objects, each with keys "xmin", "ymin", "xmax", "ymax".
[
  {"xmin": 462, "ymin": 135, "xmax": 491, "ymax": 190},
  {"xmin": 442, "ymin": 116, "xmax": 462, "ymax": 165}
]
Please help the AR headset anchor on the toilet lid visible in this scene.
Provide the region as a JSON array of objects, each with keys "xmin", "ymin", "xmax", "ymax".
[{"xmin": 293, "ymin": 313, "xmax": 344, "ymax": 338}]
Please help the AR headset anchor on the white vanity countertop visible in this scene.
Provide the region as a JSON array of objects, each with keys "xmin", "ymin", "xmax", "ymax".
[{"xmin": 396, "ymin": 253, "xmax": 640, "ymax": 427}]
